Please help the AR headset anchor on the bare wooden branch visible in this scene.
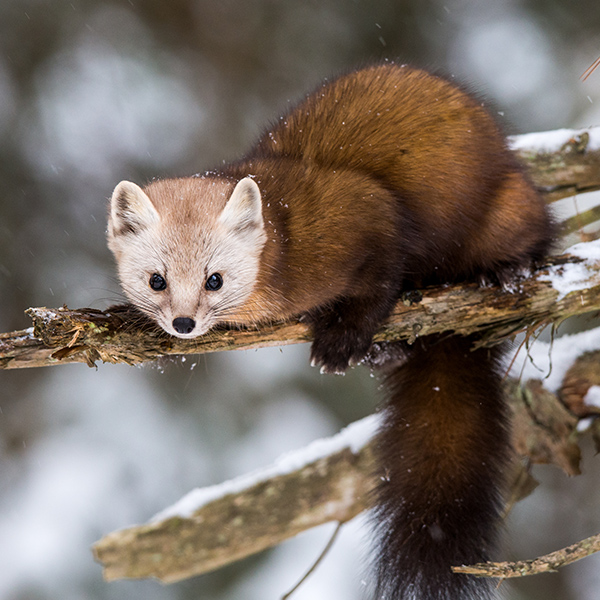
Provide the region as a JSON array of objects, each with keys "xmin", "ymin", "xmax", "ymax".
[
  {"xmin": 452, "ymin": 531, "xmax": 600, "ymax": 579},
  {"xmin": 0, "ymin": 251, "xmax": 599, "ymax": 370},
  {"xmin": 2, "ymin": 126, "xmax": 600, "ymax": 369}
]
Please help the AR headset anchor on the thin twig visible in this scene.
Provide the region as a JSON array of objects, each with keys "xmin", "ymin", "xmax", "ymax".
[
  {"xmin": 581, "ymin": 57, "xmax": 600, "ymax": 81},
  {"xmin": 281, "ymin": 521, "xmax": 344, "ymax": 600},
  {"xmin": 453, "ymin": 531, "xmax": 600, "ymax": 578}
]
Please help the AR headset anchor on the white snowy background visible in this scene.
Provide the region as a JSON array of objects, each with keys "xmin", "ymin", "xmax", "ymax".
[{"xmin": 2, "ymin": 2, "xmax": 600, "ymax": 600}]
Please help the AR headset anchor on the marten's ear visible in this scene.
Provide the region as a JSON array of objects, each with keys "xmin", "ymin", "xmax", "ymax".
[
  {"xmin": 109, "ymin": 181, "xmax": 160, "ymax": 236},
  {"xmin": 219, "ymin": 177, "xmax": 263, "ymax": 234}
]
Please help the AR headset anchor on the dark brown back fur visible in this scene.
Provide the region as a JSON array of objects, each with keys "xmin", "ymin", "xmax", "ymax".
[
  {"xmin": 247, "ymin": 63, "xmax": 553, "ymax": 285},
  {"xmin": 117, "ymin": 64, "xmax": 555, "ymax": 599}
]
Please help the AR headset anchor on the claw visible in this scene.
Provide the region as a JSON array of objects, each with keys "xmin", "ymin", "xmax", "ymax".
[
  {"xmin": 319, "ymin": 364, "xmax": 346, "ymax": 375},
  {"xmin": 478, "ymin": 274, "xmax": 493, "ymax": 288}
]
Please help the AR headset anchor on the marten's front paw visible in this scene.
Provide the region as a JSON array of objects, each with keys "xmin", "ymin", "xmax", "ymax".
[
  {"xmin": 479, "ymin": 265, "xmax": 532, "ymax": 293},
  {"xmin": 310, "ymin": 328, "xmax": 373, "ymax": 374}
]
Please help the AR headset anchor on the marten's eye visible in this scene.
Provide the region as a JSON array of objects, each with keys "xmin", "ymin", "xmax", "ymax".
[
  {"xmin": 205, "ymin": 273, "xmax": 223, "ymax": 291},
  {"xmin": 149, "ymin": 273, "xmax": 167, "ymax": 291}
]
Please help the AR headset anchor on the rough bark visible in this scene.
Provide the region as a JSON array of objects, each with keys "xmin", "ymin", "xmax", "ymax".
[
  {"xmin": 92, "ymin": 371, "xmax": 586, "ymax": 583},
  {"xmin": 0, "ymin": 250, "xmax": 598, "ymax": 370},
  {"xmin": 94, "ymin": 441, "xmax": 377, "ymax": 582},
  {"xmin": 4, "ymin": 126, "xmax": 600, "ymax": 584},
  {"xmin": 4, "ymin": 127, "xmax": 600, "ymax": 369}
]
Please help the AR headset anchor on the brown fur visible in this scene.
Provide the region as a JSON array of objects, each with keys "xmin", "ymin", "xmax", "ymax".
[{"xmin": 108, "ymin": 63, "xmax": 554, "ymax": 599}]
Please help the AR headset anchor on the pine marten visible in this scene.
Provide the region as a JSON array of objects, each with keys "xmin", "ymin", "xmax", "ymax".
[{"xmin": 107, "ymin": 63, "xmax": 554, "ymax": 599}]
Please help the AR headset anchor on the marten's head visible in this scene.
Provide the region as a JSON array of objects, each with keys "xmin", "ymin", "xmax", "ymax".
[{"xmin": 107, "ymin": 176, "xmax": 266, "ymax": 338}]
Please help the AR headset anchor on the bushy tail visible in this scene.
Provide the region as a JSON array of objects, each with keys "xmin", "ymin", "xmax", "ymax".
[{"xmin": 371, "ymin": 335, "xmax": 509, "ymax": 600}]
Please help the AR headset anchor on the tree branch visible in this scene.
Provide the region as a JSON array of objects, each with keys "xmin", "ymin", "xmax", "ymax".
[
  {"xmin": 509, "ymin": 127, "xmax": 600, "ymax": 202},
  {"xmin": 452, "ymin": 531, "xmax": 600, "ymax": 579},
  {"xmin": 92, "ymin": 365, "xmax": 587, "ymax": 583},
  {"xmin": 93, "ymin": 418, "xmax": 378, "ymax": 583},
  {"xmin": 3, "ymin": 126, "xmax": 600, "ymax": 370},
  {"xmin": 0, "ymin": 249, "xmax": 598, "ymax": 370},
  {"xmin": 4, "ymin": 126, "xmax": 600, "ymax": 584}
]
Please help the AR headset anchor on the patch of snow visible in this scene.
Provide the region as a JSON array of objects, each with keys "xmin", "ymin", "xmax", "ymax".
[
  {"xmin": 11, "ymin": 327, "xmax": 36, "ymax": 342},
  {"xmin": 510, "ymin": 326, "xmax": 600, "ymax": 393},
  {"xmin": 577, "ymin": 417, "xmax": 593, "ymax": 433},
  {"xmin": 152, "ymin": 414, "xmax": 381, "ymax": 522},
  {"xmin": 569, "ymin": 239, "xmax": 600, "ymax": 261},
  {"xmin": 538, "ymin": 263, "xmax": 594, "ymax": 301},
  {"xmin": 584, "ymin": 385, "xmax": 600, "ymax": 409},
  {"xmin": 537, "ymin": 239, "xmax": 600, "ymax": 300},
  {"xmin": 509, "ymin": 126, "xmax": 600, "ymax": 153}
]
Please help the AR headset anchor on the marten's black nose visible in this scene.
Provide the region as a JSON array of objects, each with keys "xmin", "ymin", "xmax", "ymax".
[{"xmin": 173, "ymin": 317, "xmax": 196, "ymax": 335}]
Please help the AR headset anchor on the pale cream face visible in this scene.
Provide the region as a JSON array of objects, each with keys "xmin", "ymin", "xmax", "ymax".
[{"xmin": 107, "ymin": 177, "xmax": 267, "ymax": 338}]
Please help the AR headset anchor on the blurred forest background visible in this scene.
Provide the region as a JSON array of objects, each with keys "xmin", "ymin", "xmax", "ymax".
[{"xmin": 2, "ymin": 1, "xmax": 600, "ymax": 599}]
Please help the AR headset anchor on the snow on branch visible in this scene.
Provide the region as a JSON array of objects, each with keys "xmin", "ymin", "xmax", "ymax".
[
  {"xmin": 509, "ymin": 126, "xmax": 600, "ymax": 203},
  {"xmin": 1, "ymin": 244, "xmax": 600, "ymax": 369},
  {"xmin": 4, "ymin": 126, "xmax": 600, "ymax": 584},
  {"xmin": 93, "ymin": 416, "xmax": 380, "ymax": 582},
  {"xmin": 93, "ymin": 331, "xmax": 599, "ymax": 582},
  {"xmin": 2, "ymin": 126, "xmax": 600, "ymax": 370}
]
